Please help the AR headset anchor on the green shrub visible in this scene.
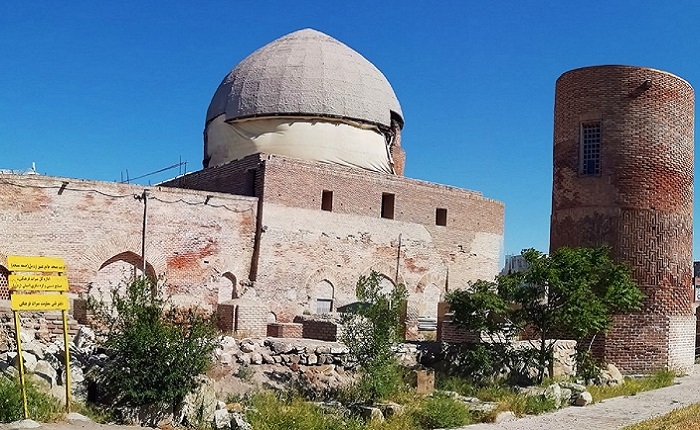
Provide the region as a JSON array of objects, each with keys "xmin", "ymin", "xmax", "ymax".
[
  {"xmin": 575, "ymin": 349, "xmax": 603, "ymax": 384},
  {"xmin": 340, "ymin": 271, "xmax": 408, "ymax": 402},
  {"xmin": 246, "ymin": 392, "xmax": 363, "ymax": 430},
  {"xmin": 88, "ymin": 277, "xmax": 220, "ymax": 408},
  {"xmin": 413, "ymin": 393, "xmax": 472, "ymax": 429},
  {"xmin": 0, "ymin": 375, "xmax": 62, "ymax": 423}
]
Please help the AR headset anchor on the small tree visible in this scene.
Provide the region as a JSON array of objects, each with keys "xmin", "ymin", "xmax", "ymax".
[
  {"xmin": 88, "ymin": 277, "xmax": 220, "ymax": 408},
  {"xmin": 340, "ymin": 270, "xmax": 408, "ymax": 401},
  {"xmin": 448, "ymin": 247, "xmax": 643, "ymax": 383}
]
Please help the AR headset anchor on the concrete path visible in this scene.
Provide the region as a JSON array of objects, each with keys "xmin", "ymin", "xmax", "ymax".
[{"xmin": 451, "ymin": 365, "xmax": 700, "ymax": 430}]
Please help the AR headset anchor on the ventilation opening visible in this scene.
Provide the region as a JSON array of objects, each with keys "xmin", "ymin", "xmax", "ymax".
[
  {"xmin": 436, "ymin": 208, "xmax": 447, "ymax": 226},
  {"xmin": 321, "ymin": 190, "xmax": 333, "ymax": 211},
  {"xmin": 381, "ymin": 193, "xmax": 395, "ymax": 219}
]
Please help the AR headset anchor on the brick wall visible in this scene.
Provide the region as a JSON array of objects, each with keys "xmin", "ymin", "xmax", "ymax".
[
  {"xmin": 293, "ymin": 315, "xmax": 342, "ymax": 341},
  {"xmin": 0, "ymin": 174, "xmax": 258, "ymax": 310},
  {"xmin": 217, "ymin": 299, "xmax": 270, "ymax": 337},
  {"xmin": 267, "ymin": 322, "xmax": 303, "ymax": 338},
  {"xmin": 550, "ymin": 65, "xmax": 695, "ymax": 372}
]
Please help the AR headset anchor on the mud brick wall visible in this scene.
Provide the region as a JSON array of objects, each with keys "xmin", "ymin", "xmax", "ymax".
[{"xmin": 550, "ymin": 65, "xmax": 695, "ymax": 372}]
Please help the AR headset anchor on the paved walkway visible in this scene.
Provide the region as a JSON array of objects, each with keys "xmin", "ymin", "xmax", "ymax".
[{"xmin": 451, "ymin": 365, "xmax": 700, "ymax": 430}]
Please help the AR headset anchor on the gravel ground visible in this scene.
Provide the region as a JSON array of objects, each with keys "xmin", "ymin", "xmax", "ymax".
[{"xmin": 450, "ymin": 364, "xmax": 700, "ymax": 430}]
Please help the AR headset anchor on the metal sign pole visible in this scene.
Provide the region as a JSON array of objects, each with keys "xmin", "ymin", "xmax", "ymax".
[
  {"xmin": 12, "ymin": 310, "xmax": 29, "ymax": 419},
  {"xmin": 61, "ymin": 306, "xmax": 72, "ymax": 413}
]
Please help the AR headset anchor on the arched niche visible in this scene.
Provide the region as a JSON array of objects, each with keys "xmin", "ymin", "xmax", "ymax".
[
  {"xmin": 91, "ymin": 251, "xmax": 156, "ymax": 299},
  {"xmin": 420, "ymin": 283, "xmax": 442, "ymax": 319},
  {"xmin": 219, "ymin": 271, "xmax": 238, "ymax": 302}
]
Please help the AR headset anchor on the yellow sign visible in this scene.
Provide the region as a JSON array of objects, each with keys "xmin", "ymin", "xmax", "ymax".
[
  {"xmin": 8, "ymin": 275, "xmax": 69, "ymax": 292},
  {"xmin": 11, "ymin": 294, "xmax": 70, "ymax": 311},
  {"xmin": 7, "ymin": 255, "xmax": 66, "ymax": 273}
]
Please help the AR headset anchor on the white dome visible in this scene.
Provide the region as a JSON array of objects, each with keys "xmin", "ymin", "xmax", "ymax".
[{"xmin": 206, "ymin": 28, "xmax": 403, "ymax": 128}]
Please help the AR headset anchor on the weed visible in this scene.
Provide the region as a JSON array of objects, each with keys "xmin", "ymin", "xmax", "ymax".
[
  {"xmin": 0, "ymin": 375, "xmax": 63, "ymax": 423},
  {"xmin": 588, "ymin": 369, "xmax": 676, "ymax": 402}
]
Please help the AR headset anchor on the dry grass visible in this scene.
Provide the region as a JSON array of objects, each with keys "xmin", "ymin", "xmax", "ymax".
[
  {"xmin": 587, "ymin": 370, "xmax": 676, "ymax": 403},
  {"xmin": 623, "ymin": 402, "xmax": 700, "ymax": 430}
]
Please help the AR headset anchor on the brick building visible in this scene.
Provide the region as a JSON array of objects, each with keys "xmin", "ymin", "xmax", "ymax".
[
  {"xmin": 0, "ymin": 29, "xmax": 504, "ymax": 338},
  {"xmin": 550, "ymin": 65, "xmax": 695, "ymax": 372}
]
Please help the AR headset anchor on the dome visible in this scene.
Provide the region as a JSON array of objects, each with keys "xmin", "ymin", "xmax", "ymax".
[{"xmin": 206, "ymin": 28, "xmax": 403, "ymax": 128}]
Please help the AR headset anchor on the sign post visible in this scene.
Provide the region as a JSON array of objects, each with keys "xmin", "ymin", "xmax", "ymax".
[{"xmin": 7, "ymin": 255, "xmax": 72, "ymax": 418}]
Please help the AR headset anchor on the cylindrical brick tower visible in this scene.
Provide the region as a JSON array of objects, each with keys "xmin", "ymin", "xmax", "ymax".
[{"xmin": 550, "ymin": 65, "xmax": 695, "ymax": 373}]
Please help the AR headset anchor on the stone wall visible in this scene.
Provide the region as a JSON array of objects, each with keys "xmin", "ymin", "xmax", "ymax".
[
  {"xmin": 550, "ymin": 65, "xmax": 695, "ymax": 372},
  {"xmin": 0, "ymin": 174, "xmax": 258, "ymax": 310}
]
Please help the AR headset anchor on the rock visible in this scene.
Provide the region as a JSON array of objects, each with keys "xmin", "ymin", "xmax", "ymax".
[
  {"xmin": 574, "ymin": 391, "xmax": 593, "ymax": 406},
  {"xmin": 375, "ymin": 402, "xmax": 405, "ymax": 417},
  {"xmin": 237, "ymin": 353, "xmax": 251, "ymax": 365},
  {"xmin": 73, "ymin": 326, "xmax": 95, "ymax": 349},
  {"xmin": 213, "ymin": 409, "xmax": 231, "ymax": 429},
  {"xmin": 560, "ymin": 388, "xmax": 573, "ymax": 407},
  {"xmin": 315, "ymin": 345, "xmax": 330, "ymax": 354},
  {"xmin": 22, "ymin": 342, "xmax": 45, "ymax": 360},
  {"xmin": 560, "ymin": 381, "xmax": 587, "ymax": 393},
  {"xmin": 19, "ymin": 331, "xmax": 36, "ymax": 345},
  {"xmin": 220, "ymin": 353, "xmax": 233, "ymax": 365},
  {"xmin": 356, "ymin": 406, "xmax": 384, "ymax": 422},
  {"xmin": 261, "ymin": 353, "xmax": 275, "ymax": 364},
  {"xmin": 67, "ymin": 412, "xmax": 92, "ymax": 422},
  {"xmin": 289, "ymin": 354, "xmax": 300, "ymax": 364},
  {"xmin": 117, "ymin": 403, "xmax": 174, "ymax": 427},
  {"xmin": 34, "ymin": 360, "xmax": 58, "ymax": 387},
  {"xmin": 306, "ymin": 354, "xmax": 318, "ymax": 365},
  {"xmin": 270, "ymin": 341, "xmax": 294, "ymax": 354},
  {"xmin": 230, "ymin": 412, "xmax": 252, "ymax": 430},
  {"xmin": 330, "ymin": 345, "xmax": 349, "ymax": 354},
  {"xmin": 240, "ymin": 343, "xmax": 255, "ymax": 353},
  {"xmin": 12, "ymin": 351, "xmax": 38, "ymax": 373},
  {"xmin": 250, "ymin": 353, "xmax": 262, "ymax": 365},
  {"xmin": 601, "ymin": 363, "xmax": 624, "ymax": 386},
  {"xmin": 494, "ymin": 411, "xmax": 517, "ymax": 423},
  {"xmin": 221, "ymin": 336, "xmax": 237, "ymax": 350},
  {"xmin": 179, "ymin": 378, "xmax": 217, "ymax": 427},
  {"xmin": 217, "ymin": 400, "xmax": 228, "ymax": 410},
  {"xmin": 227, "ymin": 403, "xmax": 245, "ymax": 413},
  {"xmin": 544, "ymin": 383, "xmax": 562, "ymax": 406}
]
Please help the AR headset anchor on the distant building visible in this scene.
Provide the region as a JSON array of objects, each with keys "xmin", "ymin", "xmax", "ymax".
[{"xmin": 501, "ymin": 254, "xmax": 529, "ymax": 275}]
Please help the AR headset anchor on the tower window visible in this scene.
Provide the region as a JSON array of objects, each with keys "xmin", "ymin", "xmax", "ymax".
[
  {"xmin": 321, "ymin": 190, "xmax": 333, "ymax": 211},
  {"xmin": 436, "ymin": 208, "xmax": 447, "ymax": 226},
  {"xmin": 580, "ymin": 122, "xmax": 601, "ymax": 175},
  {"xmin": 381, "ymin": 193, "xmax": 395, "ymax": 219}
]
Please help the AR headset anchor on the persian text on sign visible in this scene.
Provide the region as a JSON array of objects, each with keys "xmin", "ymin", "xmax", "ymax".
[
  {"xmin": 7, "ymin": 255, "xmax": 66, "ymax": 273},
  {"xmin": 8, "ymin": 275, "xmax": 69, "ymax": 292},
  {"xmin": 11, "ymin": 294, "xmax": 70, "ymax": 311}
]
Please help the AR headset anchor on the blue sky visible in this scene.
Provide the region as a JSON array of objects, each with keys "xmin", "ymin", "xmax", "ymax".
[{"xmin": 2, "ymin": 1, "xmax": 700, "ymax": 259}]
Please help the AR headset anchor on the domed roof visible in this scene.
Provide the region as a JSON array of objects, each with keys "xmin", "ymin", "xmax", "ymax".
[{"xmin": 206, "ymin": 28, "xmax": 403, "ymax": 128}]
